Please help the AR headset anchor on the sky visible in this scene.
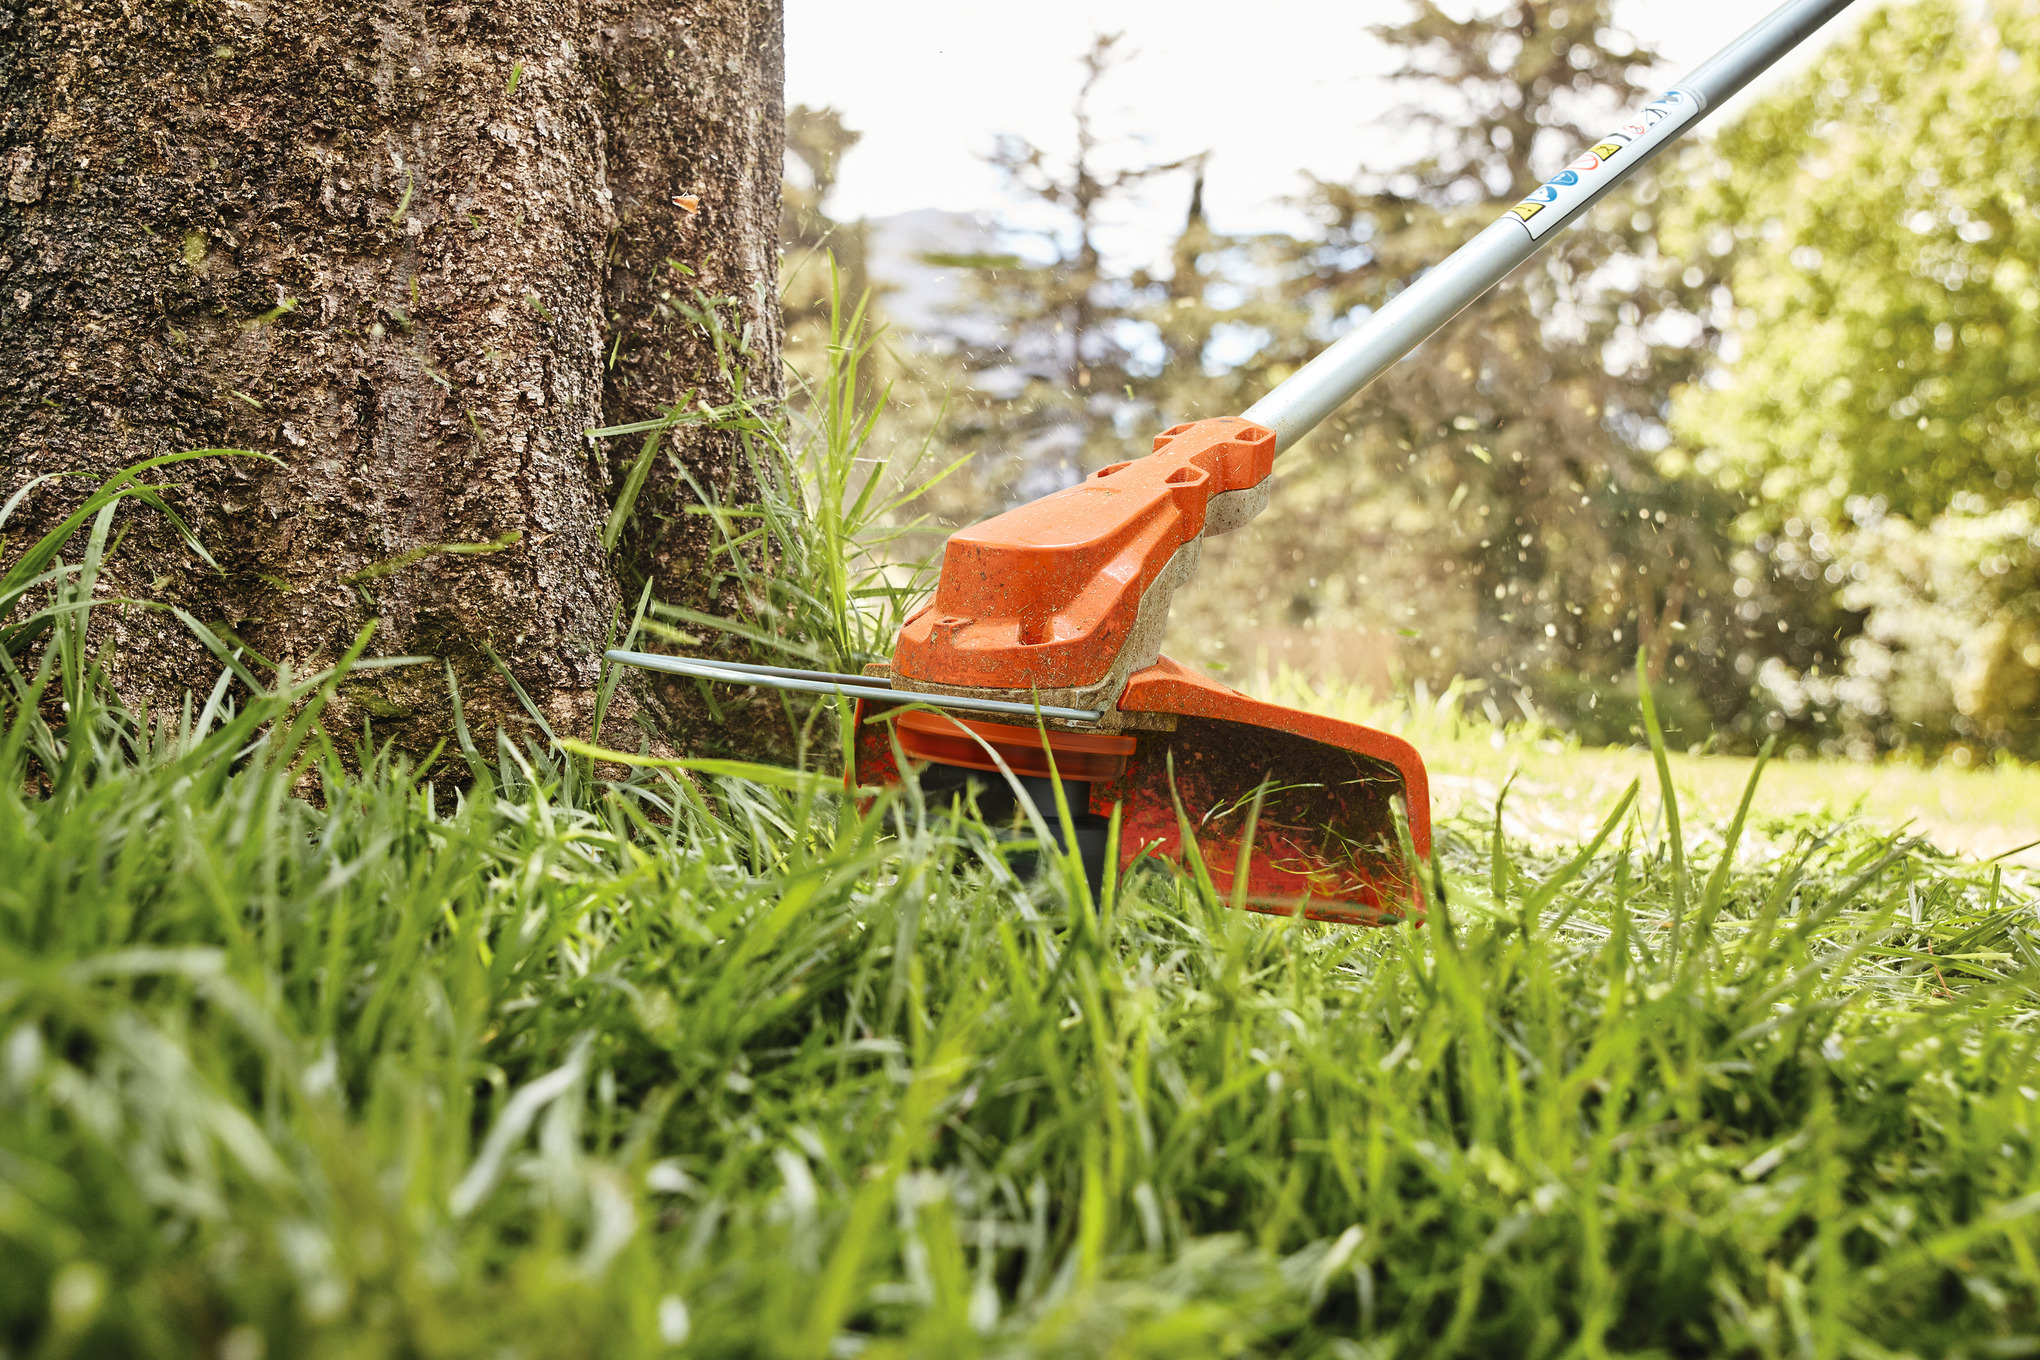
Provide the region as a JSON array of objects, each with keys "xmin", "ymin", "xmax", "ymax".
[{"xmin": 784, "ymin": 0, "xmax": 1873, "ymax": 263}]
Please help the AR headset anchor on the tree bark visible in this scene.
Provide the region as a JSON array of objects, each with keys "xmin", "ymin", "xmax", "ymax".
[{"xmin": 0, "ymin": 0, "xmax": 782, "ymax": 751}]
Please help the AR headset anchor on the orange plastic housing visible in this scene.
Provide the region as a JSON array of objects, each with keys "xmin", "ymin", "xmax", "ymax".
[
  {"xmin": 891, "ymin": 418, "xmax": 1276, "ymax": 691},
  {"xmin": 859, "ymin": 413, "xmax": 1431, "ymax": 927}
]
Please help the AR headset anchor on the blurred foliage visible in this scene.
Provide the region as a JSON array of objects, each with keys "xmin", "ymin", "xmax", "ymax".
[
  {"xmin": 1666, "ymin": 0, "xmax": 2040, "ymax": 757},
  {"xmin": 1836, "ymin": 497, "xmax": 2040, "ymax": 758},
  {"xmin": 1667, "ymin": 0, "xmax": 2040, "ymax": 529},
  {"xmin": 934, "ymin": 35, "xmax": 1203, "ymax": 506}
]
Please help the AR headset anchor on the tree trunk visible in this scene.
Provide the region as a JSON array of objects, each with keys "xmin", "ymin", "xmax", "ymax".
[
  {"xmin": 0, "ymin": 0, "xmax": 782, "ymax": 751},
  {"xmin": 593, "ymin": 3, "xmax": 781, "ymax": 612}
]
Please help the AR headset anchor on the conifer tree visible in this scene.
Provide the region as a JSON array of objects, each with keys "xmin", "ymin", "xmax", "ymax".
[{"xmin": 939, "ymin": 37, "xmax": 1200, "ymax": 506}]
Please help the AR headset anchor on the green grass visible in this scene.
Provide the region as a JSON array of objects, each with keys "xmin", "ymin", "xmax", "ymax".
[
  {"xmin": 10, "ymin": 306, "xmax": 2040, "ymax": 1356},
  {"xmin": 8, "ymin": 600, "xmax": 2040, "ymax": 1358}
]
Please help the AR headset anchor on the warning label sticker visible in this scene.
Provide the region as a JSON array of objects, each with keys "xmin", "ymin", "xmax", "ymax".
[{"xmin": 1505, "ymin": 88, "xmax": 1703, "ymax": 240}]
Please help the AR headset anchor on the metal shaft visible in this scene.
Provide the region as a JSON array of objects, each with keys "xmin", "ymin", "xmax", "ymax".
[
  {"xmin": 603, "ymin": 650, "xmax": 1107, "ymax": 723},
  {"xmin": 1241, "ymin": 0, "xmax": 1857, "ymax": 453}
]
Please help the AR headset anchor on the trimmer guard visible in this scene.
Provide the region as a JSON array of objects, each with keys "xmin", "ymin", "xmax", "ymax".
[{"xmin": 851, "ymin": 656, "xmax": 1429, "ymax": 926}]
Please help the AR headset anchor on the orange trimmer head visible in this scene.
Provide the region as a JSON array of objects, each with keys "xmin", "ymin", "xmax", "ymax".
[{"xmin": 849, "ymin": 416, "xmax": 1431, "ymax": 926}]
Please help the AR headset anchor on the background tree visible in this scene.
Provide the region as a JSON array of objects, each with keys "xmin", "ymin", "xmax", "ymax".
[
  {"xmin": 0, "ymin": 0, "xmax": 782, "ymax": 751},
  {"xmin": 780, "ymin": 104, "xmax": 876, "ymax": 381}
]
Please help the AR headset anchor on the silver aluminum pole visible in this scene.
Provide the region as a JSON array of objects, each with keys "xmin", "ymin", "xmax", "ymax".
[{"xmin": 1242, "ymin": 0, "xmax": 1858, "ymax": 453}]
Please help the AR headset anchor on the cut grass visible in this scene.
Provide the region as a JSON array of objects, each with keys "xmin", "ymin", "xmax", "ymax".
[{"xmin": 7, "ymin": 618, "xmax": 2040, "ymax": 1357}]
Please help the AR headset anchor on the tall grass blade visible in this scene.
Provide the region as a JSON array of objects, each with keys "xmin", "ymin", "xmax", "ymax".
[{"xmin": 1635, "ymin": 648, "xmax": 1689, "ymax": 959}]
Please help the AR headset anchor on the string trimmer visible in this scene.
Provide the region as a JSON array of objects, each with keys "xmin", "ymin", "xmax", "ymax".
[{"xmin": 611, "ymin": 0, "xmax": 1857, "ymax": 924}]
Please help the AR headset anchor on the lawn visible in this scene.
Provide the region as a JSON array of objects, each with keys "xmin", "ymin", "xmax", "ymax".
[{"xmin": 7, "ymin": 626, "xmax": 2040, "ymax": 1359}]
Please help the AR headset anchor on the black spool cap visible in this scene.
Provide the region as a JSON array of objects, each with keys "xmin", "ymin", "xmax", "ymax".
[{"xmin": 917, "ymin": 761, "xmax": 1112, "ymax": 901}]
